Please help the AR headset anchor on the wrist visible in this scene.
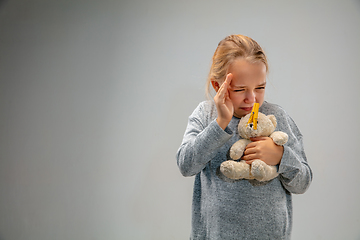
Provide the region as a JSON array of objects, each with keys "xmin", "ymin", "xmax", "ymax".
[
  {"xmin": 276, "ymin": 146, "xmax": 284, "ymax": 165},
  {"xmin": 216, "ymin": 118, "xmax": 230, "ymax": 130}
]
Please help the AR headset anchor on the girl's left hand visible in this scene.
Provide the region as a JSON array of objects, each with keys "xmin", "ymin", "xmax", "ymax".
[{"xmin": 241, "ymin": 137, "xmax": 284, "ymax": 166}]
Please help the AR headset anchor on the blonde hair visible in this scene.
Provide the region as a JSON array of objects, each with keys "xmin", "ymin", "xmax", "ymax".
[{"xmin": 206, "ymin": 34, "xmax": 269, "ymax": 98}]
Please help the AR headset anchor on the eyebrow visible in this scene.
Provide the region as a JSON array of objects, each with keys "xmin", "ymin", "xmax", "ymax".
[{"xmin": 232, "ymin": 82, "xmax": 267, "ymax": 88}]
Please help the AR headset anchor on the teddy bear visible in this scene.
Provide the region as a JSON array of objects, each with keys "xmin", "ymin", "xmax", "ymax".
[{"xmin": 220, "ymin": 110, "xmax": 288, "ymax": 182}]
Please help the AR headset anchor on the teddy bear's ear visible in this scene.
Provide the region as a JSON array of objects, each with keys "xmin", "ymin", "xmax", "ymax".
[{"xmin": 268, "ymin": 115, "xmax": 277, "ymax": 128}]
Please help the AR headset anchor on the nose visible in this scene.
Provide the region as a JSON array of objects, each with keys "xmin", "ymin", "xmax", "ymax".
[{"xmin": 244, "ymin": 90, "xmax": 256, "ymax": 104}]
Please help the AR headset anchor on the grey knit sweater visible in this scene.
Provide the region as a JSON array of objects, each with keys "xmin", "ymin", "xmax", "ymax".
[{"xmin": 176, "ymin": 101, "xmax": 312, "ymax": 240}]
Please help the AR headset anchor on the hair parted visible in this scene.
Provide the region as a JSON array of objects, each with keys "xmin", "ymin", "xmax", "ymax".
[{"xmin": 206, "ymin": 34, "xmax": 268, "ymax": 98}]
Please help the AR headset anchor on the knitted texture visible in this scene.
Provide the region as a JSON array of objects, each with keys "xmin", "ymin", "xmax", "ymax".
[{"xmin": 176, "ymin": 101, "xmax": 312, "ymax": 240}]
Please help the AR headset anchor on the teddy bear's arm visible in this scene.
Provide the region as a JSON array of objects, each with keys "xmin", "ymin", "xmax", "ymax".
[
  {"xmin": 229, "ymin": 139, "xmax": 251, "ymax": 160},
  {"xmin": 269, "ymin": 131, "xmax": 288, "ymax": 146}
]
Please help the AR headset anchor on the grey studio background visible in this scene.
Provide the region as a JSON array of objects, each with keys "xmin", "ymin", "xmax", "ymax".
[{"xmin": 1, "ymin": 0, "xmax": 360, "ymax": 239}]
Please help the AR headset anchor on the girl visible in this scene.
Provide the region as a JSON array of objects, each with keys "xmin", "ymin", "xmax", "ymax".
[{"xmin": 176, "ymin": 34, "xmax": 312, "ymax": 240}]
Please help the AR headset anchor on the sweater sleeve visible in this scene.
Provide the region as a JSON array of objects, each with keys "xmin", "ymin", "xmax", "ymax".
[
  {"xmin": 176, "ymin": 103, "xmax": 233, "ymax": 177},
  {"xmin": 277, "ymin": 112, "xmax": 313, "ymax": 194}
]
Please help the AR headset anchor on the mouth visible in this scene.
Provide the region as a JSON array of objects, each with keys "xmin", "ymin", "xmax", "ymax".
[{"xmin": 240, "ymin": 107, "xmax": 253, "ymax": 112}]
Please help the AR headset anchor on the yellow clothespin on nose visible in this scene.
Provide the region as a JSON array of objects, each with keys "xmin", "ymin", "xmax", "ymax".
[{"xmin": 247, "ymin": 103, "xmax": 259, "ymax": 129}]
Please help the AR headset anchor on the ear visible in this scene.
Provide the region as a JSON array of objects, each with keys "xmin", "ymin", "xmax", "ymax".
[
  {"xmin": 211, "ymin": 81, "xmax": 220, "ymax": 92},
  {"xmin": 268, "ymin": 115, "xmax": 277, "ymax": 128}
]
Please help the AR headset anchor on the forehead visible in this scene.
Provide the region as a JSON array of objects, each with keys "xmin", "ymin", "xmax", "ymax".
[
  {"xmin": 228, "ymin": 58, "xmax": 267, "ymax": 86},
  {"xmin": 228, "ymin": 58, "xmax": 266, "ymax": 77}
]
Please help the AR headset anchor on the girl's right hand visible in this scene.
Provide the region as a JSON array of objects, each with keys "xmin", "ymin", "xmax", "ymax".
[{"xmin": 214, "ymin": 73, "xmax": 234, "ymax": 130}]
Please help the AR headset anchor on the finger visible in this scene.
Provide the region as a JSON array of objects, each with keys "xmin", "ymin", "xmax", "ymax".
[
  {"xmin": 244, "ymin": 146, "xmax": 257, "ymax": 155},
  {"xmin": 217, "ymin": 80, "xmax": 230, "ymax": 100},
  {"xmin": 245, "ymin": 142, "xmax": 257, "ymax": 149},
  {"xmin": 225, "ymin": 74, "xmax": 233, "ymax": 90},
  {"xmin": 250, "ymin": 137, "xmax": 269, "ymax": 142},
  {"xmin": 216, "ymin": 84, "xmax": 227, "ymax": 101},
  {"xmin": 225, "ymin": 73, "xmax": 233, "ymax": 84},
  {"xmin": 214, "ymin": 84, "xmax": 224, "ymax": 102},
  {"xmin": 241, "ymin": 153, "xmax": 259, "ymax": 161},
  {"xmin": 219, "ymin": 74, "xmax": 232, "ymax": 91},
  {"xmin": 215, "ymin": 74, "xmax": 233, "ymax": 103}
]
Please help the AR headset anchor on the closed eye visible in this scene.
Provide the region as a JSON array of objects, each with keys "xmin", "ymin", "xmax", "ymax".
[{"xmin": 233, "ymin": 89, "xmax": 245, "ymax": 92}]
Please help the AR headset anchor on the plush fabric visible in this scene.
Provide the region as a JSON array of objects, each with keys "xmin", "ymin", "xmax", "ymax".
[{"xmin": 220, "ymin": 111, "xmax": 288, "ymax": 181}]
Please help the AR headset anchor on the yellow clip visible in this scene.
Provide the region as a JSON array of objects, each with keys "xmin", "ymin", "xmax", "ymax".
[{"xmin": 247, "ymin": 103, "xmax": 259, "ymax": 129}]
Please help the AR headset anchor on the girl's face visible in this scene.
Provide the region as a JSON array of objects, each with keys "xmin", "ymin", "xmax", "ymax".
[{"xmin": 227, "ymin": 58, "xmax": 267, "ymax": 118}]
